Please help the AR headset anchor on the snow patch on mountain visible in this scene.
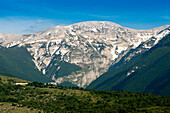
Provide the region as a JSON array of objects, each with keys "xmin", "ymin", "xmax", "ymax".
[{"xmin": 0, "ymin": 21, "xmax": 169, "ymax": 87}]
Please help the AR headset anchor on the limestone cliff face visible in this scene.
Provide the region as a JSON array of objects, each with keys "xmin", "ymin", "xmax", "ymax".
[{"xmin": 0, "ymin": 21, "xmax": 169, "ymax": 87}]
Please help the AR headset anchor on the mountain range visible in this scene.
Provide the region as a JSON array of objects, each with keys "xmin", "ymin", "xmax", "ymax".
[{"xmin": 0, "ymin": 21, "xmax": 169, "ymax": 95}]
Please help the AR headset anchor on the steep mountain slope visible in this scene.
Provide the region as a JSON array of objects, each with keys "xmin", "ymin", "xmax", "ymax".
[
  {"xmin": 87, "ymin": 33, "xmax": 170, "ymax": 96},
  {"xmin": 0, "ymin": 21, "xmax": 169, "ymax": 87},
  {"xmin": 0, "ymin": 46, "xmax": 51, "ymax": 83}
]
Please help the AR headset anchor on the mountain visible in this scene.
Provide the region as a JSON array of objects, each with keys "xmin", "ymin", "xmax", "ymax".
[
  {"xmin": 87, "ymin": 33, "xmax": 170, "ymax": 96},
  {"xmin": 0, "ymin": 45, "xmax": 52, "ymax": 83},
  {"xmin": 0, "ymin": 21, "xmax": 169, "ymax": 88}
]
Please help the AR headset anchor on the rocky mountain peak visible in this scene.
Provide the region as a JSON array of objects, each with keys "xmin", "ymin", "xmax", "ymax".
[{"xmin": 0, "ymin": 21, "xmax": 169, "ymax": 87}]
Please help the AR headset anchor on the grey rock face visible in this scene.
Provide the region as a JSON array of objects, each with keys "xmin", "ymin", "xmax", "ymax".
[{"xmin": 0, "ymin": 21, "xmax": 169, "ymax": 87}]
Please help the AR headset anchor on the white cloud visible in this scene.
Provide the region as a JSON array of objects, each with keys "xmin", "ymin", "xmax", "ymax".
[
  {"xmin": 161, "ymin": 16, "xmax": 170, "ymax": 20},
  {"xmin": 23, "ymin": 19, "xmax": 57, "ymax": 33},
  {"xmin": 0, "ymin": 17, "xmax": 59, "ymax": 34}
]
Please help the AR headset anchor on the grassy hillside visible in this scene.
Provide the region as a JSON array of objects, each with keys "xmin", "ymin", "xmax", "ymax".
[
  {"xmin": 0, "ymin": 75, "xmax": 30, "ymax": 83},
  {"xmin": 87, "ymin": 34, "xmax": 170, "ymax": 96},
  {"xmin": 0, "ymin": 75, "xmax": 170, "ymax": 112},
  {"xmin": 0, "ymin": 102, "xmax": 39, "ymax": 113},
  {"xmin": 0, "ymin": 46, "xmax": 52, "ymax": 83}
]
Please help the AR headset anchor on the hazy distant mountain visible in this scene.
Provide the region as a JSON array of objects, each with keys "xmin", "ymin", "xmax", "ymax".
[{"xmin": 0, "ymin": 21, "xmax": 169, "ymax": 88}]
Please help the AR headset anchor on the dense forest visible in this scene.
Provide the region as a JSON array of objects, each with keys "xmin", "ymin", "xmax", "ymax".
[{"xmin": 0, "ymin": 75, "xmax": 170, "ymax": 112}]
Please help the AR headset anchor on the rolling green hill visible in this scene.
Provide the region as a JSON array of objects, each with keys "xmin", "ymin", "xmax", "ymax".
[
  {"xmin": 87, "ymin": 34, "xmax": 170, "ymax": 96},
  {"xmin": 0, "ymin": 75, "xmax": 170, "ymax": 112},
  {"xmin": 0, "ymin": 46, "xmax": 52, "ymax": 83}
]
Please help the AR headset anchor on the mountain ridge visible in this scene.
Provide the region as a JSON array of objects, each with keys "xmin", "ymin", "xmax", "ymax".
[
  {"xmin": 0, "ymin": 21, "xmax": 169, "ymax": 88},
  {"xmin": 0, "ymin": 21, "xmax": 169, "ymax": 35},
  {"xmin": 87, "ymin": 33, "xmax": 170, "ymax": 96}
]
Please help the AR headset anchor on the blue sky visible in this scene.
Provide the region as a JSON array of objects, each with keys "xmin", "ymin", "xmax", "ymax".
[{"xmin": 0, "ymin": 0, "xmax": 170, "ymax": 34}]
